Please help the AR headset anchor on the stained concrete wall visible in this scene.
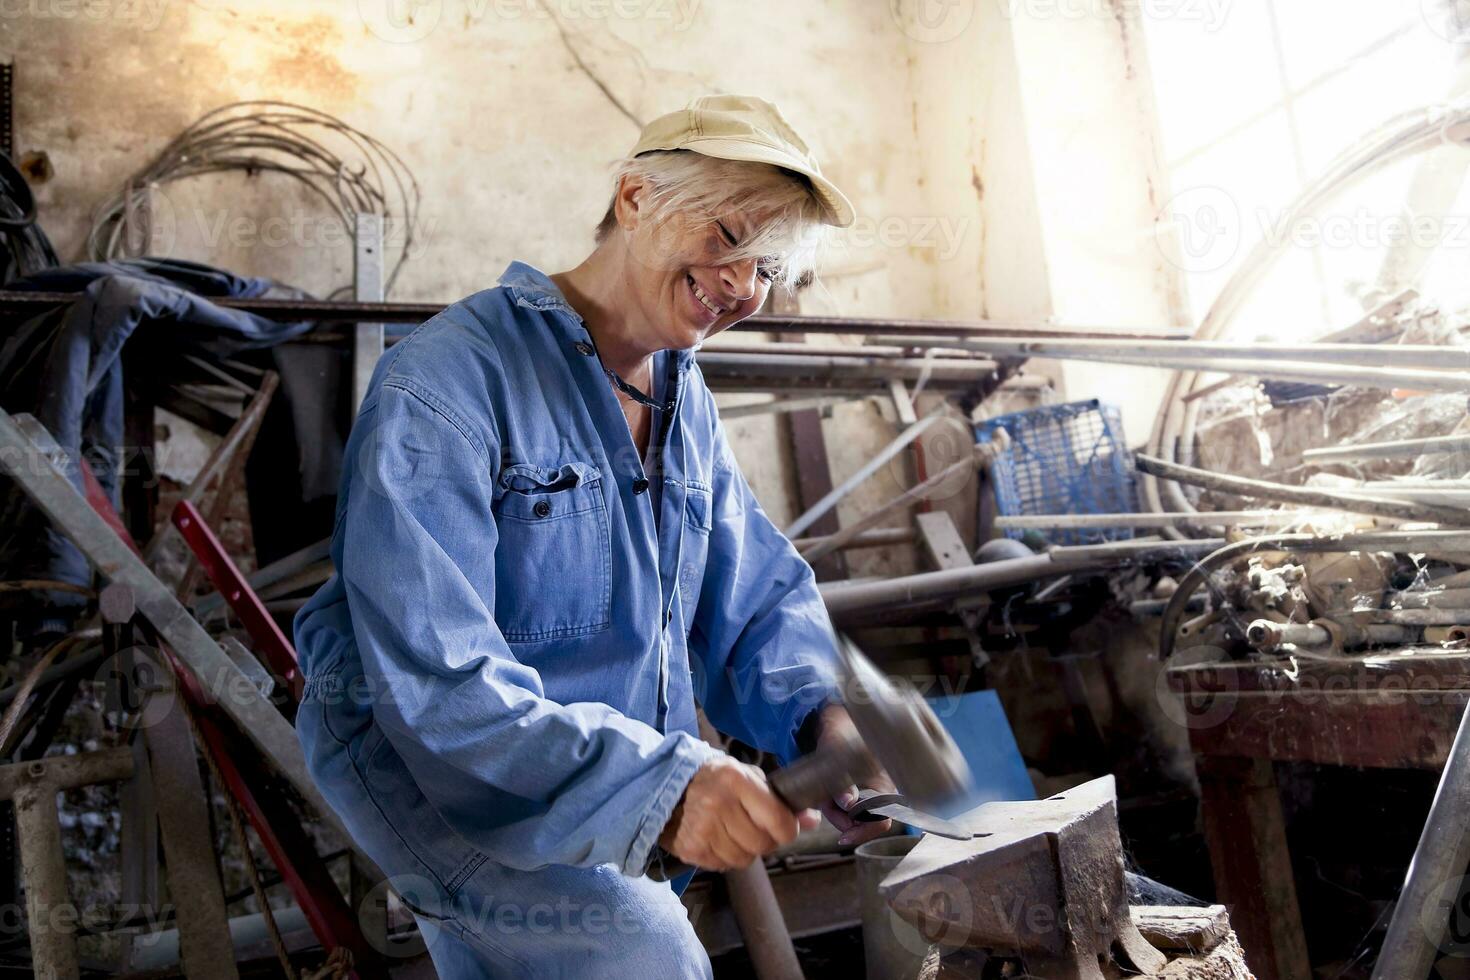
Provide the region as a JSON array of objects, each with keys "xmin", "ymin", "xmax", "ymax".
[{"xmin": 6, "ymin": 0, "xmax": 1180, "ymax": 559}]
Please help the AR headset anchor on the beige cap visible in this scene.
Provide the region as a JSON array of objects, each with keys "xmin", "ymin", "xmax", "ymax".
[{"xmin": 629, "ymin": 95, "xmax": 855, "ymax": 228}]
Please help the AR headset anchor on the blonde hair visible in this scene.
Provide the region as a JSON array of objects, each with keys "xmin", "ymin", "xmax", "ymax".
[{"xmin": 595, "ymin": 150, "xmax": 826, "ymax": 287}]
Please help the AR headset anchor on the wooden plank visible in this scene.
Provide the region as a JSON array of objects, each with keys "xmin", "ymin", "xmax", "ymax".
[
  {"xmin": 775, "ymin": 290, "xmax": 849, "ymax": 583},
  {"xmin": 916, "ymin": 511, "xmax": 972, "ymax": 571},
  {"xmin": 1180, "ymin": 690, "xmax": 1466, "ymax": 770},
  {"xmin": 1195, "ymin": 756, "xmax": 1311, "ymax": 980}
]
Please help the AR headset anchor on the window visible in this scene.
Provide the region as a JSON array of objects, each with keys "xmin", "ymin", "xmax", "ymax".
[{"xmin": 1144, "ymin": 2, "xmax": 1457, "ymax": 337}]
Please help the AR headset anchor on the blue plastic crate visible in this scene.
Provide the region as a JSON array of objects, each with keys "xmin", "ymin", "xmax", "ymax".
[{"xmin": 974, "ymin": 400, "xmax": 1138, "ymax": 546}]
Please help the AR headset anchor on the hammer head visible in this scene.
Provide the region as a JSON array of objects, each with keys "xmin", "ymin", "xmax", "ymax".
[{"xmin": 836, "ymin": 636, "xmax": 974, "ymax": 816}]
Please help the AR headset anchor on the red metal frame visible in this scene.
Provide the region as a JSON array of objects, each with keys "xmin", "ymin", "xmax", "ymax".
[{"xmin": 171, "ymin": 498, "xmax": 304, "ymax": 701}]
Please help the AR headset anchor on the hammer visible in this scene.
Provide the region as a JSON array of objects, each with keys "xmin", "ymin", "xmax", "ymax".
[{"xmin": 651, "ymin": 637, "xmax": 974, "ymax": 878}]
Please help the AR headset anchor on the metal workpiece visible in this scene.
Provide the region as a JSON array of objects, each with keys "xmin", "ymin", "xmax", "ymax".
[
  {"xmin": 878, "ymin": 776, "xmax": 1166, "ymax": 980},
  {"xmin": 834, "ymin": 636, "xmax": 972, "ymax": 815},
  {"xmin": 0, "ymin": 749, "xmax": 136, "ymax": 980}
]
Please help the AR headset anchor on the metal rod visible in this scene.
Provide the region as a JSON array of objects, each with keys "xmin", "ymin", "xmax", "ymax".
[
  {"xmin": 1303, "ymin": 433, "xmax": 1470, "ymax": 463},
  {"xmin": 1386, "ymin": 588, "xmax": 1470, "ymax": 609},
  {"xmin": 870, "ymin": 337, "xmax": 1470, "ymax": 393},
  {"xmin": 802, "ymin": 439, "xmax": 1005, "ymax": 564},
  {"xmin": 1135, "ymin": 454, "xmax": 1470, "ymax": 526},
  {"xmin": 790, "ymin": 527, "xmax": 916, "ymax": 552},
  {"xmin": 867, "ymin": 334, "xmax": 1467, "ymax": 371},
  {"xmin": 704, "ymin": 378, "xmax": 993, "ymax": 396},
  {"xmin": 818, "ymin": 539, "xmax": 1220, "ymax": 622},
  {"xmin": 1371, "ymin": 667, "xmax": 1470, "ymax": 980},
  {"xmin": 784, "ymin": 409, "xmax": 944, "ymax": 539},
  {"xmin": 718, "ymin": 395, "xmax": 872, "ymax": 420},
  {"xmin": 1359, "ymin": 608, "xmax": 1470, "ymax": 626},
  {"xmin": 995, "ymin": 511, "xmax": 1331, "ymax": 530},
  {"xmin": 702, "ymin": 340, "xmax": 994, "ymax": 361},
  {"xmin": 1247, "ymin": 620, "xmax": 1330, "ymax": 648},
  {"xmin": 695, "ymin": 352, "xmax": 1001, "ymax": 382}
]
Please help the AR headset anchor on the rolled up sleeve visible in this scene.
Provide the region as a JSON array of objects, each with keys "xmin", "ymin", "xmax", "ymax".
[
  {"xmin": 689, "ymin": 422, "xmax": 842, "ymax": 765},
  {"xmin": 340, "ymin": 381, "xmax": 718, "ymax": 874}
]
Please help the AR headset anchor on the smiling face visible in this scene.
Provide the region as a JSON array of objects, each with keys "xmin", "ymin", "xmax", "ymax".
[
  {"xmin": 596, "ymin": 153, "xmax": 827, "ymax": 353},
  {"xmin": 618, "ymin": 188, "xmax": 784, "ymax": 350}
]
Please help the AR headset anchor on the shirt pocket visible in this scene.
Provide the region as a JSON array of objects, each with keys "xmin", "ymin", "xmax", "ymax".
[
  {"xmin": 492, "ymin": 461, "xmax": 612, "ymax": 642},
  {"xmin": 678, "ymin": 480, "xmax": 713, "ymax": 611}
]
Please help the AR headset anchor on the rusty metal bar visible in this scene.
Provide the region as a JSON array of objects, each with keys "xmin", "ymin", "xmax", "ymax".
[{"xmin": 0, "ymin": 748, "xmax": 135, "ymax": 980}]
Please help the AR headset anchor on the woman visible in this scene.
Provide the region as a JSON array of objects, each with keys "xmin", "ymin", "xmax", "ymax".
[{"xmin": 294, "ymin": 95, "xmax": 894, "ymax": 977}]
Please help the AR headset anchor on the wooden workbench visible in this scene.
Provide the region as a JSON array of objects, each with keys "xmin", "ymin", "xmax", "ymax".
[{"xmin": 1165, "ymin": 649, "xmax": 1470, "ymax": 980}]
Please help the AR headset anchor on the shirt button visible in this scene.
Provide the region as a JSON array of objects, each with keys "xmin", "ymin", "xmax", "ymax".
[
  {"xmin": 573, "ymin": 341, "xmax": 594, "ymax": 356},
  {"xmin": 533, "ymin": 500, "xmax": 552, "ymax": 518},
  {"xmin": 632, "ymin": 478, "xmax": 649, "ymax": 495}
]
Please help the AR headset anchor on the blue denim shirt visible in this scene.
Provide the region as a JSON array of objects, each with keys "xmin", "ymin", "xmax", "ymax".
[{"xmin": 293, "ymin": 262, "xmax": 841, "ymax": 883}]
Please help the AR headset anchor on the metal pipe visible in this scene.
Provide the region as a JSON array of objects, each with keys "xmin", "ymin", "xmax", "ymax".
[
  {"xmin": 702, "ymin": 340, "xmax": 994, "ymax": 361},
  {"xmin": 1360, "ymin": 608, "xmax": 1470, "ymax": 626},
  {"xmin": 790, "ymin": 527, "xmax": 916, "ymax": 552},
  {"xmin": 1135, "ymin": 454, "xmax": 1470, "ymax": 526},
  {"xmin": 1247, "ymin": 620, "xmax": 1332, "ymax": 650},
  {"xmin": 704, "ymin": 378, "xmax": 985, "ymax": 396},
  {"xmin": 784, "ymin": 409, "xmax": 944, "ymax": 538},
  {"xmin": 695, "ymin": 352, "xmax": 1001, "ymax": 382},
  {"xmin": 1303, "ymin": 433, "xmax": 1470, "ymax": 464},
  {"xmin": 868, "ymin": 334, "xmax": 1468, "ymax": 371},
  {"xmin": 818, "ymin": 539, "xmax": 1220, "ymax": 621},
  {"xmin": 1248, "ymin": 619, "xmax": 1417, "ymax": 651},
  {"xmin": 995, "ymin": 511, "xmax": 1330, "ymax": 530},
  {"xmin": 1386, "ymin": 588, "xmax": 1470, "ymax": 609},
  {"xmin": 1371, "ymin": 660, "xmax": 1470, "ymax": 980}
]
